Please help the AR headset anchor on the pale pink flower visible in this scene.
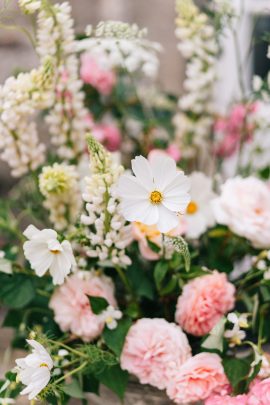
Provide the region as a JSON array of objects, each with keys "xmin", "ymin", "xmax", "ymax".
[
  {"xmin": 212, "ymin": 177, "xmax": 270, "ymax": 249},
  {"xmin": 175, "ymin": 271, "xmax": 235, "ymax": 336},
  {"xmin": 93, "ymin": 123, "xmax": 121, "ymax": 152},
  {"xmin": 80, "ymin": 53, "xmax": 116, "ymax": 95},
  {"xmin": 148, "ymin": 145, "xmax": 181, "ymax": 163},
  {"xmin": 167, "ymin": 353, "xmax": 229, "ymax": 404},
  {"xmin": 49, "ymin": 272, "xmax": 117, "ymax": 342},
  {"xmin": 206, "ymin": 393, "xmax": 248, "ymax": 404},
  {"xmin": 120, "ymin": 318, "xmax": 191, "ymax": 390},
  {"xmin": 247, "ymin": 378, "xmax": 270, "ymax": 405}
]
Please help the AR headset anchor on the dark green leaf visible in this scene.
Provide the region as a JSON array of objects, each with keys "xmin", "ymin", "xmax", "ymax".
[
  {"xmin": 154, "ymin": 261, "xmax": 169, "ymax": 289},
  {"xmin": 83, "ymin": 374, "xmax": 99, "ymax": 395},
  {"xmin": 95, "ymin": 365, "xmax": 128, "ymax": 399},
  {"xmin": 0, "ymin": 274, "xmax": 35, "ymax": 308},
  {"xmin": 222, "ymin": 357, "xmax": 250, "ymax": 393},
  {"xmin": 160, "ymin": 275, "xmax": 178, "ymax": 296},
  {"xmin": 88, "ymin": 296, "xmax": 108, "ymax": 315},
  {"xmin": 147, "ymin": 240, "xmax": 161, "ymax": 253},
  {"xmin": 62, "ymin": 379, "xmax": 85, "ymax": 399},
  {"xmin": 103, "ymin": 317, "xmax": 132, "ymax": 357}
]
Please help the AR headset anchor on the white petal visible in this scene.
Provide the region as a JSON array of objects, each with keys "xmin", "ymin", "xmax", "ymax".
[
  {"xmin": 120, "ymin": 199, "xmax": 159, "ymax": 225},
  {"xmin": 131, "ymin": 155, "xmax": 154, "ymax": 189},
  {"xmin": 156, "ymin": 205, "xmax": 179, "ymax": 233},
  {"xmin": 50, "ymin": 253, "xmax": 72, "ymax": 285},
  {"xmin": 116, "ymin": 174, "xmax": 149, "ymax": 198},
  {"xmin": 23, "ymin": 225, "xmax": 40, "ymax": 240},
  {"xmin": 150, "ymin": 155, "xmax": 178, "ymax": 190},
  {"xmin": 61, "ymin": 240, "xmax": 76, "ymax": 266}
]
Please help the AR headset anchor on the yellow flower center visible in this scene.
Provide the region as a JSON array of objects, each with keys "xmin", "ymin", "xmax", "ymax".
[
  {"xmin": 186, "ymin": 201, "xmax": 198, "ymax": 215},
  {"xmin": 134, "ymin": 222, "xmax": 161, "ymax": 239},
  {"xmin": 106, "ymin": 316, "xmax": 113, "ymax": 324},
  {"xmin": 39, "ymin": 363, "xmax": 48, "ymax": 368},
  {"xmin": 50, "ymin": 249, "xmax": 61, "ymax": 254},
  {"xmin": 150, "ymin": 190, "xmax": 163, "ymax": 204}
]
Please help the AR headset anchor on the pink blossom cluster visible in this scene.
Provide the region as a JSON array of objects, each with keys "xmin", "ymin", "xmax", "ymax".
[
  {"xmin": 214, "ymin": 103, "xmax": 257, "ymax": 158},
  {"xmin": 85, "ymin": 114, "xmax": 121, "ymax": 152}
]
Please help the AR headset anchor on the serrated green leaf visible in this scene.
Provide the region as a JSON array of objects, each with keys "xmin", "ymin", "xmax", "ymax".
[
  {"xmin": 88, "ymin": 296, "xmax": 108, "ymax": 315},
  {"xmin": 165, "ymin": 236, "xmax": 190, "ymax": 272}
]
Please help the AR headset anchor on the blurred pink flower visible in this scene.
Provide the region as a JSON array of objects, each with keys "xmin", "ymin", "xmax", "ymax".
[
  {"xmin": 120, "ymin": 318, "xmax": 191, "ymax": 390},
  {"xmin": 84, "ymin": 113, "xmax": 121, "ymax": 152},
  {"xmin": 175, "ymin": 271, "xmax": 235, "ymax": 336},
  {"xmin": 80, "ymin": 53, "xmax": 116, "ymax": 95},
  {"xmin": 49, "ymin": 272, "xmax": 117, "ymax": 342},
  {"xmin": 206, "ymin": 393, "xmax": 248, "ymax": 404},
  {"xmin": 247, "ymin": 378, "xmax": 270, "ymax": 404},
  {"xmin": 167, "ymin": 353, "xmax": 229, "ymax": 404},
  {"xmin": 148, "ymin": 144, "xmax": 181, "ymax": 163}
]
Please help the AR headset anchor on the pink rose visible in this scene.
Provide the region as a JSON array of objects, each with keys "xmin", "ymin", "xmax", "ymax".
[
  {"xmin": 175, "ymin": 271, "xmax": 235, "ymax": 336},
  {"xmin": 247, "ymin": 378, "xmax": 270, "ymax": 405},
  {"xmin": 212, "ymin": 177, "xmax": 270, "ymax": 249},
  {"xmin": 80, "ymin": 53, "xmax": 116, "ymax": 95},
  {"xmin": 120, "ymin": 318, "xmax": 191, "ymax": 390},
  {"xmin": 206, "ymin": 394, "xmax": 248, "ymax": 404},
  {"xmin": 167, "ymin": 353, "xmax": 229, "ymax": 404},
  {"xmin": 49, "ymin": 272, "xmax": 117, "ymax": 342}
]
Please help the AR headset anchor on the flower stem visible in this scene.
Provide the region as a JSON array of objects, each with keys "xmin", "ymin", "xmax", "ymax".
[
  {"xmin": 47, "ymin": 340, "xmax": 88, "ymax": 359},
  {"xmin": 115, "ymin": 265, "xmax": 133, "ymax": 296},
  {"xmin": 54, "ymin": 361, "xmax": 88, "ymax": 385}
]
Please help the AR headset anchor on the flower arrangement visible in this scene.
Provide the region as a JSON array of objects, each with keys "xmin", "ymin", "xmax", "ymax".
[{"xmin": 1, "ymin": 0, "xmax": 270, "ymax": 404}]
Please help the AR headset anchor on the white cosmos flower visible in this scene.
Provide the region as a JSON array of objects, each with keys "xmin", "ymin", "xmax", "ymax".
[
  {"xmin": 116, "ymin": 155, "xmax": 190, "ymax": 233},
  {"xmin": 16, "ymin": 340, "xmax": 53, "ymax": 400},
  {"xmin": 99, "ymin": 305, "xmax": 123, "ymax": 330},
  {"xmin": 184, "ymin": 172, "xmax": 216, "ymax": 239},
  {"xmin": 23, "ymin": 225, "xmax": 76, "ymax": 285}
]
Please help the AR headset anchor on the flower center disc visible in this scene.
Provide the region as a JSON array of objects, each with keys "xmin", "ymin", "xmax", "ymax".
[
  {"xmin": 39, "ymin": 363, "xmax": 48, "ymax": 368},
  {"xmin": 150, "ymin": 190, "xmax": 163, "ymax": 204},
  {"xmin": 187, "ymin": 201, "xmax": 198, "ymax": 215},
  {"xmin": 50, "ymin": 249, "xmax": 61, "ymax": 254}
]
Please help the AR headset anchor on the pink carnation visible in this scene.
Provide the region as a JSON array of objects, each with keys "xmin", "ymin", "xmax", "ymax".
[
  {"xmin": 120, "ymin": 318, "xmax": 191, "ymax": 390},
  {"xmin": 80, "ymin": 53, "xmax": 116, "ymax": 95},
  {"xmin": 206, "ymin": 394, "xmax": 248, "ymax": 404},
  {"xmin": 167, "ymin": 353, "xmax": 229, "ymax": 404},
  {"xmin": 175, "ymin": 271, "xmax": 235, "ymax": 336},
  {"xmin": 49, "ymin": 272, "xmax": 117, "ymax": 342},
  {"xmin": 247, "ymin": 378, "xmax": 270, "ymax": 405}
]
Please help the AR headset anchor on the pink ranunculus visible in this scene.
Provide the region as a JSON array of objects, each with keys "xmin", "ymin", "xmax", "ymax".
[
  {"xmin": 212, "ymin": 177, "xmax": 270, "ymax": 249},
  {"xmin": 206, "ymin": 393, "xmax": 248, "ymax": 405},
  {"xmin": 175, "ymin": 271, "xmax": 235, "ymax": 336},
  {"xmin": 247, "ymin": 378, "xmax": 270, "ymax": 405},
  {"xmin": 167, "ymin": 353, "xmax": 229, "ymax": 404},
  {"xmin": 120, "ymin": 318, "xmax": 191, "ymax": 390},
  {"xmin": 49, "ymin": 272, "xmax": 117, "ymax": 342},
  {"xmin": 80, "ymin": 53, "xmax": 116, "ymax": 95}
]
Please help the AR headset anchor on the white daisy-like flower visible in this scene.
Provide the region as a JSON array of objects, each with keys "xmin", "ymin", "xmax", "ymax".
[
  {"xmin": 116, "ymin": 155, "xmax": 190, "ymax": 233},
  {"xmin": 99, "ymin": 305, "xmax": 123, "ymax": 330},
  {"xmin": 23, "ymin": 225, "xmax": 76, "ymax": 285},
  {"xmin": 184, "ymin": 172, "xmax": 216, "ymax": 239},
  {"xmin": 15, "ymin": 340, "xmax": 53, "ymax": 400}
]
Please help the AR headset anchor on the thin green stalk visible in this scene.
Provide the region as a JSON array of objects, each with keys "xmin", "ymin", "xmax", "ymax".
[
  {"xmin": 47, "ymin": 340, "xmax": 88, "ymax": 359},
  {"xmin": 54, "ymin": 361, "xmax": 88, "ymax": 385},
  {"xmin": 115, "ymin": 265, "xmax": 133, "ymax": 297}
]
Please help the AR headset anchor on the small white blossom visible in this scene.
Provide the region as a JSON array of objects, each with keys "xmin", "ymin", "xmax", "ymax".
[
  {"xmin": 99, "ymin": 305, "xmax": 122, "ymax": 330},
  {"xmin": 224, "ymin": 312, "xmax": 249, "ymax": 347},
  {"xmin": 0, "ymin": 251, "xmax": 12, "ymax": 274}
]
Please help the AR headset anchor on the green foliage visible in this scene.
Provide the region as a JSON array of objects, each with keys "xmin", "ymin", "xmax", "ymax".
[
  {"xmin": 88, "ymin": 296, "xmax": 109, "ymax": 315},
  {"xmin": 154, "ymin": 261, "xmax": 169, "ymax": 290},
  {"xmin": 0, "ymin": 274, "xmax": 35, "ymax": 308},
  {"xmin": 103, "ymin": 317, "xmax": 132, "ymax": 357},
  {"xmin": 95, "ymin": 364, "xmax": 129, "ymax": 400},
  {"xmin": 222, "ymin": 357, "xmax": 251, "ymax": 394},
  {"xmin": 62, "ymin": 379, "xmax": 85, "ymax": 399},
  {"xmin": 165, "ymin": 236, "xmax": 190, "ymax": 272}
]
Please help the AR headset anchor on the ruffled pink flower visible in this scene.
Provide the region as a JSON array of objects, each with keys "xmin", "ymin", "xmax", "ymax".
[
  {"xmin": 247, "ymin": 378, "xmax": 270, "ymax": 404},
  {"xmin": 175, "ymin": 271, "xmax": 235, "ymax": 336},
  {"xmin": 93, "ymin": 124, "xmax": 121, "ymax": 152},
  {"xmin": 148, "ymin": 145, "xmax": 181, "ymax": 163},
  {"xmin": 167, "ymin": 353, "xmax": 229, "ymax": 404},
  {"xmin": 206, "ymin": 393, "xmax": 248, "ymax": 404},
  {"xmin": 120, "ymin": 318, "xmax": 191, "ymax": 390},
  {"xmin": 80, "ymin": 53, "xmax": 116, "ymax": 95},
  {"xmin": 212, "ymin": 177, "xmax": 270, "ymax": 249},
  {"xmin": 49, "ymin": 272, "xmax": 117, "ymax": 342}
]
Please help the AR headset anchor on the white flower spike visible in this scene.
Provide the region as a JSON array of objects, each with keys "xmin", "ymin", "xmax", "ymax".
[
  {"xmin": 16, "ymin": 340, "xmax": 53, "ymax": 400},
  {"xmin": 116, "ymin": 155, "xmax": 190, "ymax": 233},
  {"xmin": 23, "ymin": 225, "xmax": 76, "ymax": 285}
]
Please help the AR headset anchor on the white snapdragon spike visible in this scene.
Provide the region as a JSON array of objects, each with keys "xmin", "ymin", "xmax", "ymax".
[
  {"xmin": 16, "ymin": 340, "xmax": 53, "ymax": 400},
  {"xmin": 0, "ymin": 251, "xmax": 12, "ymax": 274},
  {"xmin": 23, "ymin": 225, "xmax": 76, "ymax": 285},
  {"xmin": 19, "ymin": 0, "xmax": 41, "ymax": 13},
  {"xmin": 116, "ymin": 155, "xmax": 190, "ymax": 233},
  {"xmin": 39, "ymin": 163, "xmax": 82, "ymax": 231},
  {"xmin": 81, "ymin": 136, "xmax": 132, "ymax": 266},
  {"xmin": 184, "ymin": 172, "xmax": 216, "ymax": 239},
  {"xmin": 77, "ymin": 21, "xmax": 161, "ymax": 78},
  {"xmin": 99, "ymin": 305, "xmax": 123, "ymax": 330},
  {"xmin": 36, "ymin": 2, "xmax": 88, "ymax": 160}
]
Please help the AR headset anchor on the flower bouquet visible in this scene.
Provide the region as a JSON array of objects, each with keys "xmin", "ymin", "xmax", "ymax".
[{"xmin": 1, "ymin": 0, "xmax": 270, "ymax": 404}]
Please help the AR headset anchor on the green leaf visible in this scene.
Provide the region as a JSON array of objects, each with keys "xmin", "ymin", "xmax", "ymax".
[
  {"xmin": 88, "ymin": 296, "xmax": 108, "ymax": 315},
  {"xmin": 201, "ymin": 317, "xmax": 226, "ymax": 352},
  {"xmin": 222, "ymin": 357, "xmax": 250, "ymax": 393},
  {"xmin": 165, "ymin": 236, "xmax": 190, "ymax": 272},
  {"xmin": 154, "ymin": 261, "xmax": 169, "ymax": 289},
  {"xmin": 95, "ymin": 365, "xmax": 128, "ymax": 399},
  {"xmin": 147, "ymin": 239, "xmax": 161, "ymax": 253},
  {"xmin": 0, "ymin": 274, "xmax": 35, "ymax": 308},
  {"xmin": 160, "ymin": 275, "xmax": 178, "ymax": 296},
  {"xmin": 62, "ymin": 379, "xmax": 85, "ymax": 399},
  {"xmin": 103, "ymin": 318, "xmax": 132, "ymax": 357},
  {"xmin": 83, "ymin": 374, "xmax": 99, "ymax": 395}
]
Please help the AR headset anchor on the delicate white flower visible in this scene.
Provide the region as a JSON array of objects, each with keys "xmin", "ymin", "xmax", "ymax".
[
  {"xmin": 15, "ymin": 340, "xmax": 53, "ymax": 400},
  {"xmin": 184, "ymin": 172, "xmax": 216, "ymax": 239},
  {"xmin": 23, "ymin": 225, "xmax": 76, "ymax": 285},
  {"xmin": 257, "ymin": 260, "xmax": 267, "ymax": 271},
  {"xmin": 19, "ymin": 0, "xmax": 41, "ymax": 13},
  {"xmin": 224, "ymin": 312, "xmax": 248, "ymax": 347},
  {"xmin": 116, "ymin": 155, "xmax": 190, "ymax": 233},
  {"xmin": 229, "ymin": 255, "xmax": 252, "ymax": 281},
  {"xmin": 99, "ymin": 305, "xmax": 123, "ymax": 330},
  {"xmin": 0, "ymin": 251, "xmax": 12, "ymax": 274},
  {"xmin": 227, "ymin": 312, "xmax": 249, "ymax": 329}
]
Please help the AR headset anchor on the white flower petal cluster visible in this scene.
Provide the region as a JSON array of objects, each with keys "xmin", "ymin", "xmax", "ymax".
[
  {"xmin": 77, "ymin": 21, "xmax": 161, "ymax": 78},
  {"xmin": 184, "ymin": 172, "xmax": 216, "ymax": 239},
  {"xmin": 224, "ymin": 312, "xmax": 248, "ymax": 347},
  {"xmin": 23, "ymin": 225, "xmax": 76, "ymax": 285},
  {"xmin": 39, "ymin": 163, "xmax": 82, "ymax": 231},
  {"xmin": 36, "ymin": 2, "xmax": 88, "ymax": 160},
  {"xmin": 16, "ymin": 340, "xmax": 53, "ymax": 400},
  {"xmin": 0, "ymin": 60, "xmax": 54, "ymax": 177},
  {"xmin": 99, "ymin": 305, "xmax": 123, "ymax": 330},
  {"xmin": 0, "ymin": 251, "xmax": 12, "ymax": 274},
  {"xmin": 116, "ymin": 155, "xmax": 190, "ymax": 233},
  {"xmin": 19, "ymin": 0, "xmax": 41, "ymax": 14},
  {"xmin": 81, "ymin": 136, "xmax": 132, "ymax": 266}
]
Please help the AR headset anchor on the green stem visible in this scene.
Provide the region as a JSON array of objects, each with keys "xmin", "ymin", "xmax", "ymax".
[
  {"xmin": 47, "ymin": 340, "xmax": 88, "ymax": 359},
  {"xmin": 54, "ymin": 361, "xmax": 88, "ymax": 385},
  {"xmin": 115, "ymin": 265, "xmax": 133, "ymax": 297}
]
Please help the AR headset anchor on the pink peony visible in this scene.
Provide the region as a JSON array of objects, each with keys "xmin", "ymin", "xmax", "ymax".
[
  {"xmin": 49, "ymin": 272, "xmax": 117, "ymax": 342},
  {"xmin": 206, "ymin": 393, "xmax": 248, "ymax": 404},
  {"xmin": 167, "ymin": 353, "xmax": 229, "ymax": 404},
  {"xmin": 212, "ymin": 177, "xmax": 270, "ymax": 249},
  {"xmin": 80, "ymin": 53, "xmax": 116, "ymax": 95},
  {"xmin": 175, "ymin": 271, "xmax": 235, "ymax": 336},
  {"xmin": 120, "ymin": 318, "xmax": 191, "ymax": 390},
  {"xmin": 247, "ymin": 378, "xmax": 270, "ymax": 405}
]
